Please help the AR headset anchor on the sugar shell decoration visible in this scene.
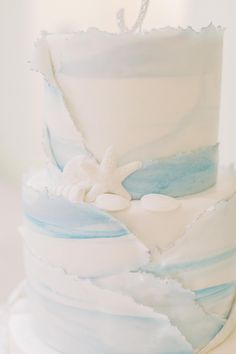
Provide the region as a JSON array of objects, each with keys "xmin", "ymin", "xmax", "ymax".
[
  {"xmin": 141, "ymin": 194, "xmax": 181, "ymax": 212},
  {"xmin": 45, "ymin": 146, "xmax": 181, "ymax": 213},
  {"xmin": 95, "ymin": 193, "xmax": 131, "ymax": 212},
  {"xmin": 49, "ymin": 146, "xmax": 142, "ymax": 204}
]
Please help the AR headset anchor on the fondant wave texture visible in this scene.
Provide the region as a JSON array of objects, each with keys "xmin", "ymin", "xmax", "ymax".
[
  {"xmin": 21, "ymin": 177, "xmax": 236, "ymax": 353},
  {"xmin": 23, "ymin": 244, "xmax": 235, "ymax": 354},
  {"xmin": 22, "ymin": 25, "xmax": 234, "ymax": 354},
  {"xmin": 31, "ymin": 26, "xmax": 222, "ymax": 198}
]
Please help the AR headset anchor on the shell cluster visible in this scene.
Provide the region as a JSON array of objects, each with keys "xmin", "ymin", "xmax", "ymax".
[{"xmin": 47, "ymin": 147, "xmax": 181, "ymax": 212}]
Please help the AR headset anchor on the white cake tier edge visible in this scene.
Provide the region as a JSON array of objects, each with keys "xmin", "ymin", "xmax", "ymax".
[{"xmin": 8, "ymin": 296, "xmax": 236, "ymax": 354}]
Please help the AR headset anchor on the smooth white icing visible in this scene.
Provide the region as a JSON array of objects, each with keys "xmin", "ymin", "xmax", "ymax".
[
  {"xmin": 9, "ymin": 298, "xmax": 236, "ymax": 354},
  {"xmin": 57, "ymin": 75, "xmax": 220, "ymax": 163},
  {"xmin": 32, "ymin": 26, "xmax": 223, "ymax": 164},
  {"xmin": 141, "ymin": 194, "xmax": 181, "ymax": 212},
  {"xmin": 21, "ymin": 226, "xmax": 149, "ymax": 278}
]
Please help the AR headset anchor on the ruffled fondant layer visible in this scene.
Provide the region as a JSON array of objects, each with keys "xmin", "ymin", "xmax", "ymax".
[
  {"xmin": 23, "ymin": 246, "xmax": 235, "ymax": 353},
  {"xmin": 31, "ymin": 25, "xmax": 223, "ymax": 198},
  {"xmin": 20, "ymin": 168, "xmax": 236, "ymax": 353}
]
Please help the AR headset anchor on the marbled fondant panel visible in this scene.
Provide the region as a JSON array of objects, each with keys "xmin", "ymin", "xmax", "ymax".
[
  {"xmin": 21, "ymin": 22, "xmax": 232, "ymax": 354},
  {"xmin": 22, "ymin": 186, "xmax": 149, "ymax": 276},
  {"xmin": 24, "ymin": 249, "xmax": 231, "ymax": 353},
  {"xmin": 32, "ymin": 26, "xmax": 223, "ymax": 198},
  {"xmin": 124, "ymin": 145, "xmax": 218, "ymax": 198},
  {"xmin": 146, "ymin": 191, "xmax": 236, "ymax": 290},
  {"xmin": 30, "ymin": 291, "xmax": 193, "ymax": 354},
  {"xmin": 23, "ymin": 169, "xmax": 236, "ymax": 279},
  {"xmin": 21, "ymin": 169, "xmax": 236, "ymax": 353}
]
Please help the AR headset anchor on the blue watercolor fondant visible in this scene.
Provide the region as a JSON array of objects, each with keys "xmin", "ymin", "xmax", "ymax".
[
  {"xmin": 124, "ymin": 145, "xmax": 218, "ymax": 199},
  {"xmin": 195, "ymin": 282, "xmax": 236, "ymax": 304},
  {"xmin": 145, "ymin": 247, "xmax": 236, "ymax": 277},
  {"xmin": 47, "ymin": 137, "xmax": 218, "ymax": 200},
  {"xmin": 29, "ymin": 285, "xmax": 193, "ymax": 354},
  {"xmin": 194, "ymin": 283, "xmax": 236, "ymax": 320},
  {"xmin": 57, "ymin": 26, "xmax": 222, "ymax": 79},
  {"xmin": 24, "ymin": 190, "xmax": 130, "ymax": 239}
]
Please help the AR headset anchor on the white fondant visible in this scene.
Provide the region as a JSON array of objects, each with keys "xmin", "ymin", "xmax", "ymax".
[
  {"xmin": 141, "ymin": 194, "xmax": 181, "ymax": 212},
  {"xmin": 31, "ymin": 37, "xmax": 84, "ymax": 144},
  {"xmin": 9, "ymin": 298, "xmax": 236, "ymax": 354},
  {"xmin": 59, "ymin": 76, "xmax": 220, "ymax": 163},
  {"xmin": 9, "ymin": 299, "xmax": 59, "ymax": 354},
  {"xmin": 22, "ymin": 249, "xmax": 226, "ymax": 351},
  {"xmin": 16, "ymin": 244, "xmax": 236, "ymax": 352},
  {"xmin": 20, "ymin": 25, "xmax": 234, "ymax": 353},
  {"xmin": 95, "ymin": 193, "xmax": 131, "ymax": 211},
  {"xmin": 111, "ymin": 168, "xmax": 236, "ymax": 251},
  {"xmin": 24, "ymin": 248, "xmax": 178, "ymax": 324},
  {"xmin": 39, "ymin": 26, "xmax": 223, "ymax": 163},
  {"xmin": 23, "ymin": 168, "xmax": 236, "ymax": 289},
  {"xmin": 21, "ymin": 225, "xmax": 149, "ymax": 278},
  {"xmin": 156, "ymin": 190, "xmax": 236, "ymax": 290}
]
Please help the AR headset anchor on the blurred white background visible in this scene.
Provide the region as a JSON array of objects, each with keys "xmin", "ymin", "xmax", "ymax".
[{"xmin": 0, "ymin": 0, "xmax": 236, "ymax": 302}]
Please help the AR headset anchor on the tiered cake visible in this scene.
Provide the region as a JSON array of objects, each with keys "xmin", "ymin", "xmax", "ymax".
[{"xmin": 9, "ymin": 18, "xmax": 236, "ymax": 354}]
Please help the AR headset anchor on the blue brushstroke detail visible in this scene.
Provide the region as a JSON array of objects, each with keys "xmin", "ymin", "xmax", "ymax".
[
  {"xmin": 24, "ymin": 191, "xmax": 130, "ymax": 239},
  {"xmin": 30, "ymin": 285, "xmax": 193, "ymax": 354},
  {"xmin": 195, "ymin": 282, "xmax": 236, "ymax": 303},
  {"xmin": 194, "ymin": 283, "xmax": 236, "ymax": 320},
  {"xmin": 124, "ymin": 145, "xmax": 218, "ymax": 199},
  {"xmin": 47, "ymin": 139, "xmax": 218, "ymax": 200},
  {"xmin": 145, "ymin": 247, "xmax": 236, "ymax": 276},
  {"xmin": 57, "ymin": 26, "xmax": 221, "ymax": 79}
]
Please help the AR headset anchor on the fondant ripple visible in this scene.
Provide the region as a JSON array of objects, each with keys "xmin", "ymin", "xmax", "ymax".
[{"xmin": 24, "ymin": 189, "xmax": 131, "ymax": 239}]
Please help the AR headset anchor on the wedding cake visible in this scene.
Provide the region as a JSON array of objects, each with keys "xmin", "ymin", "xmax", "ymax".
[{"xmin": 8, "ymin": 2, "xmax": 236, "ymax": 353}]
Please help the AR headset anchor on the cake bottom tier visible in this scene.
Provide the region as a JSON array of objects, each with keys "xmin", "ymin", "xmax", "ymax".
[
  {"xmin": 8, "ymin": 296, "xmax": 236, "ymax": 354},
  {"xmin": 21, "ymin": 168, "xmax": 236, "ymax": 354}
]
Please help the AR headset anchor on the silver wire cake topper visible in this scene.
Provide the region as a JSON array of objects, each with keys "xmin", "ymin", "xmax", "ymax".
[{"xmin": 117, "ymin": 0, "xmax": 150, "ymax": 33}]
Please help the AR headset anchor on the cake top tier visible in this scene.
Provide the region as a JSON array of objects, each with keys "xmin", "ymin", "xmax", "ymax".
[
  {"xmin": 45, "ymin": 25, "xmax": 222, "ymax": 78},
  {"xmin": 32, "ymin": 25, "xmax": 224, "ymax": 199}
]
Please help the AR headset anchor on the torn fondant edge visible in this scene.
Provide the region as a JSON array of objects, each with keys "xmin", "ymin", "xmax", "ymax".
[
  {"xmin": 36, "ymin": 23, "xmax": 224, "ymax": 41},
  {"xmin": 23, "ymin": 240, "xmax": 233, "ymax": 352},
  {"xmin": 199, "ymin": 295, "xmax": 236, "ymax": 354},
  {"xmin": 31, "ymin": 34, "xmax": 90, "ymax": 159},
  {"xmin": 159, "ymin": 181, "xmax": 236, "ymax": 255},
  {"xmin": 23, "ymin": 245, "xmax": 193, "ymax": 353}
]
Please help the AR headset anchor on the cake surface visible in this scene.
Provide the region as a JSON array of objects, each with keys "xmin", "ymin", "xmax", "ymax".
[
  {"xmin": 9, "ymin": 18, "xmax": 236, "ymax": 354},
  {"xmin": 20, "ymin": 168, "xmax": 236, "ymax": 354},
  {"xmin": 32, "ymin": 24, "xmax": 223, "ymax": 199},
  {"xmin": 8, "ymin": 297, "xmax": 236, "ymax": 354}
]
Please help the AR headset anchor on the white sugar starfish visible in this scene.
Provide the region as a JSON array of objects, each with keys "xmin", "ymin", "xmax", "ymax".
[{"xmin": 62, "ymin": 146, "xmax": 142, "ymax": 203}]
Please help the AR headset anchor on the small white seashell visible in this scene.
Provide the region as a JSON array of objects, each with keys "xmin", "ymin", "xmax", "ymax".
[
  {"xmin": 141, "ymin": 194, "xmax": 181, "ymax": 212},
  {"xmin": 68, "ymin": 185, "xmax": 82, "ymax": 203},
  {"xmin": 95, "ymin": 193, "xmax": 131, "ymax": 211}
]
